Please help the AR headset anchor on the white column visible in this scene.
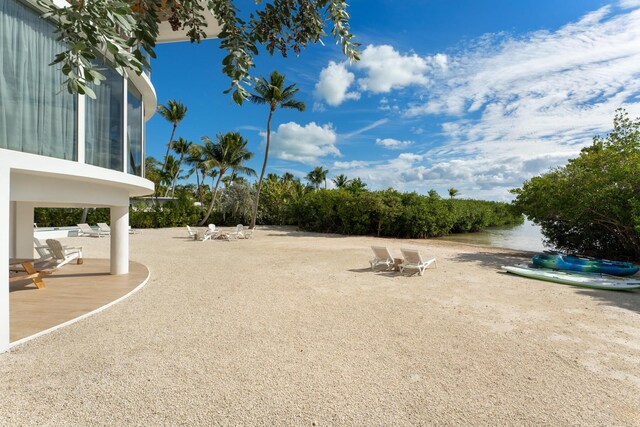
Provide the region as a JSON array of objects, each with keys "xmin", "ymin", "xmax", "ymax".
[
  {"xmin": 15, "ymin": 202, "xmax": 35, "ymax": 258},
  {"xmin": 77, "ymin": 94, "xmax": 86, "ymax": 164},
  {"xmin": 1, "ymin": 166, "xmax": 11, "ymax": 352},
  {"xmin": 110, "ymin": 206, "xmax": 129, "ymax": 275},
  {"xmin": 8, "ymin": 201, "xmax": 15, "ymax": 258}
]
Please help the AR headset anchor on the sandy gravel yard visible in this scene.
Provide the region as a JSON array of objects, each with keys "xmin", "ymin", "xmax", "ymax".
[{"xmin": 1, "ymin": 226, "xmax": 639, "ymax": 425}]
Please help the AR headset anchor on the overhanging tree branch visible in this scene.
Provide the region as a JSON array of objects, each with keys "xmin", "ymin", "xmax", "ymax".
[{"xmin": 37, "ymin": 0, "xmax": 359, "ymax": 103}]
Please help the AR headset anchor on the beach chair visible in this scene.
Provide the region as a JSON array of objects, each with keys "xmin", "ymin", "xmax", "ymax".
[
  {"xmin": 33, "ymin": 238, "xmax": 83, "ymax": 264},
  {"xmin": 96, "ymin": 222, "xmax": 111, "ymax": 235},
  {"xmin": 370, "ymin": 246, "xmax": 395, "ymax": 271},
  {"xmin": 399, "ymin": 248, "xmax": 437, "ymax": 276},
  {"xmin": 229, "ymin": 224, "xmax": 248, "ymax": 239},
  {"xmin": 186, "ymin": 225, "xmax": 198, "ymax": 240},
  {"xmin": 203, "ymin": 224, "xmax": 220, "ymax": 241},
  {"xmin": 34, "ymin": 237, "xmax": 53, "ymax": 261},
  {"xmin": 77, "ymin": 223, "xmax": 104, "ymax": 237},
  {"xmin": 45, "ymin": 239, "xmax": 83, "ymax": 268}
]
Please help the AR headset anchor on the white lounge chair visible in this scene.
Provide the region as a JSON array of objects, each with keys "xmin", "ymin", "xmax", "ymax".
[
  {"xmin": 399, "ymin": 248, "xmax": 437, "ymax": 276},
  {"xmin": 370, "ymin": 246, "xmax": 395, "ymax": 271},
  {"xmin": 229, "ymin": 224, "xmax": 248, "ymax": 239},
  {"xmin": 33, "ymin": 238, "xmax": 83, "ymax": 264},
  {"xmin": 203, "ymin": 224, "xmax": 220, "ymax": 241},
  {"xmin": 44, "ymin": 239, "xmax": 82, "ymax": 269},
  {"xmin": 77, "ymin": 223, "xmax": 104, "ymax": 237},
  {"xmin": 186, "ymin": 225, "xmax": 198, "ymax": 240},
  {"xmin": 96, "ymin": 222, "xmax": 111, "ymax": 235},
  {"xmin": 34, "ymin": 237, "xmax": 53, "ymax": 261},
  {"xmin": 235, "ymin": 224, "xmax": 254, "ymax": 239}
]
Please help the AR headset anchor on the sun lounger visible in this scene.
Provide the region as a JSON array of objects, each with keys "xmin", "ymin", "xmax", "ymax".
[
  {"xmin": 370, "ymin": 246, "xmax": 395, "ymax": 270},
  {"xmin": 77, "ymin": 223, "xmax": 105, "ymax": 237},
  {"xmin": 33, "ymin": 238, "xmax": 83, "ymax": 264},
  {"xmin": 33, "ymin": 237, "xmax": 53, "ymax": 261},
  {"xmin": 186, "ymin": 225, "xmax": 198, "ymax": 240},
  {"xmin": 203, "ymin": 224, "xmax": 220, "ymax": 241},
  {"xmin": 45, "ymin": 239, "xmax": 83, "ymax": 268},
  {"xmin": 96, "ymin": 222, "xmax": 111, "ymax": 235},
  {"xmin": 399, "ymin": 248, "xmax": 436, "ymax": 276}
]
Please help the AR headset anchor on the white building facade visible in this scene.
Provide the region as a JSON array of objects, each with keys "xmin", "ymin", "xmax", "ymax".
[{"xmin": 0, "ymin": 0, "xmax": 219, "ymax": 352}]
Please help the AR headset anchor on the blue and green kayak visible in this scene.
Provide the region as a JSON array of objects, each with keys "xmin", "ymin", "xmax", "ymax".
[
  {"xmin": 532, "ymin": 253, "xmax": 639, "ymax": 277},
  {"xmin": 503, "ymin": 265, "xmax": 640, "ymax": 291}
]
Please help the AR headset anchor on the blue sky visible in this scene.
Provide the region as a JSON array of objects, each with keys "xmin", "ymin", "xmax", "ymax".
[{"xmin": 146, "ymin": 0, "xmax": 640, "ymax": 200}]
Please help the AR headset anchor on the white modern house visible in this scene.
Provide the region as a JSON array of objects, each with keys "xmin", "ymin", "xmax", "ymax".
[{"xmin": 0, "ymin": 0, "xmax": 220, "ymax": 352}]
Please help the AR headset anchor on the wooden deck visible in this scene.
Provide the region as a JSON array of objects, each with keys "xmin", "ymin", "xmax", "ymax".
[{"xmin": 9, "ymin": 258, "xmax": 149, "ymax": 343}]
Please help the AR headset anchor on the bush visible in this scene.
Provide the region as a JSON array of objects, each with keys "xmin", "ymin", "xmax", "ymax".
[
  {"xmin": 292, "ymin": 188, "xmax": 521, "ymax": 238},
  {"xmin": 512, "ymin": 109, "xmax": 640, "ymax": 260}
]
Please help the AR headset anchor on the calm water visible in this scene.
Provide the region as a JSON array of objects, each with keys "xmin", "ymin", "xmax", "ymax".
[{"xmin": 436, "ymin": 220, "xmax": 547, "ymax": 252}]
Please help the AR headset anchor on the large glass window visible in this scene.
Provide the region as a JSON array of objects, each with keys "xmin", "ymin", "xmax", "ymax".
[
  {"xmin": 85, "ymin": 64, "xmax": 124, "ymax": 171},
  {"xmin": 127, "ymin": 84, "xmax": 143, "ymax": 176},
  {"xmin": 0, "ymin": 0, "xmax": 77, "ymax": 160}
]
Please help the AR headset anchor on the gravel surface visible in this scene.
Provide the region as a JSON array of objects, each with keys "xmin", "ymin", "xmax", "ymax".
[{"xmin": 1, "ymin": 226, "xmax": 639, "ymax": 425}]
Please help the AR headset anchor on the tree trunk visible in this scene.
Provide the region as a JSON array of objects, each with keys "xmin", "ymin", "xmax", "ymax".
[
  {"xmin": 195, "ymin": 164, "xmax": 202, "ymax": 204},
  {"xmin": 250, "ymin": 108, "xmax": 274, "ymax": 229},
  {"xmin": 170, "ymin": 152, "xmax": 185, "ymax": 199},
  {"xmin": 154, "ymin": 124, "xmax": 177, "ymax": 202},
  {"xmin": 199, "ymin": 171, "xmax": 224, "ymax": 225}
]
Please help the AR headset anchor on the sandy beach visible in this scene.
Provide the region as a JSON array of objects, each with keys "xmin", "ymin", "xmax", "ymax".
[{"xmin": 1, "ymin": 226, "xmax": 639, "ymax": 425}]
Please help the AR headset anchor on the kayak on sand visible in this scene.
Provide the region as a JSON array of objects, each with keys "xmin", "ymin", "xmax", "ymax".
[
  {"xmin": 502, "ymin": 264, "xmax": 640, "ymax": 291},
  {"xmin": 532, "ymin": 253, "xmax": 639, "ymax": 277}
]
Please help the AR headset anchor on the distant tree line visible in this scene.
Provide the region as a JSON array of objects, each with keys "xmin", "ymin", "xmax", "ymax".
[{"xmin": 35, "ymin": 169, "xmax": 522, "ymax": 239}]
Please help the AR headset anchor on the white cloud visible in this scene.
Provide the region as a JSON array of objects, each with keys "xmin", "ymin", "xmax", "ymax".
[
  {"xmin": 342, "ymin": 118, "xmax": 388, "ymax": 138},
  {"xmin": 314, "ymin": 61, "xmax": 360, "ymax": 106},
  {"xmin": 305, "ymin": 4, "xmax": 640, "ymax": 199},
  {"xmin": 333, "ymin": 160, "xmax": 371, "ymax": 169},
  {"xmin": 355, "ymin": 45, "xmax": 448, "ymax": 93},
  {"xmin": 267, "ymin": 122, "xmax": 341, "ymax": 164},
  {"xmin": 375, "ymin": 138, "xmax": 414, "ymax": 149},
  {"xmin": 393, "ymin": 4, "xmax": 640, "ymax": 198},
  {"xmin": 620, "ymin": 0, "xmax": 640, "ymax": 8}
]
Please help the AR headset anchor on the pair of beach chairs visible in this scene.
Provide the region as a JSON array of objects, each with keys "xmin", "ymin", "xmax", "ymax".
[
  {"xmin": 187, "ymin": 224, "xmax": 254, "ymax": 241},
  {"xmin": 33, "ymin": 238, "xmax": 83, "ymax": 269},
  {"xmin": 370, "ymin": 246, "xmax": 437, "ymax": 276}
]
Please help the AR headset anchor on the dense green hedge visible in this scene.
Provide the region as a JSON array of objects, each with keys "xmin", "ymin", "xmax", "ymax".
[
  {"xmin": 35, "ymin": 194, "xmax": 202, "ymax": 229},
  {"xmin": 34, "ymin": 187, "xmax": 522, "ymax": 238},
  {"xmin": 292, "ymin": 189, "xmax": 522, "ymax": 238}
]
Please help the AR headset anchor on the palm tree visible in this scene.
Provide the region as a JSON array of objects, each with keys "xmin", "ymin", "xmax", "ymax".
[
  {"xmin": 332, "ymin": 174, "xmax": 350, "ymax": 189},
  {"xmin": 448, "ymin": 187, "xmax": 459, "ymax": 199},
  {"xmin": 157, "ymin": 100, "xmax": 188, "ymax": 175},
  {"xmin": 306, "ymin": 166, "xmax": 329, "ymax": 190},
  {"xmin": 185, "ymin": 143, "xmax": 206, "ymax": 204},
  {"xmin": 348, "ymin": 177, "xmax": 367, "ymax": 192},
  {"xmin": 168, "ymin": 137, "xmax": 193, "ymax": 198},
  {"xmin": 248, "ymin": 70, "xmax": 306, "ymax": 229},
  {"xmin": 160, "ymin": 155, "xmax": 179, "ymax": 196},
  {"xmin": 199, "ymin": 132, "xmax": 256, "ymax": 225},
  {"xmin": 282, "ymin": 172, "xmax": 295, "ymax": 183}
]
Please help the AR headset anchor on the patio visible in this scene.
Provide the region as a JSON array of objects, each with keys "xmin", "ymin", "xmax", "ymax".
[{"xmin": 9, "ymin": 258, "xmax": 149, "ymax": 343}]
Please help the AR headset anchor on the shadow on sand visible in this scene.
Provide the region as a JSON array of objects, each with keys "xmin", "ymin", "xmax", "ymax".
[
  {"xmin": 449, "ymin": 250, "xmax": 640, "ymax": 314},
  {"xmin": 449, "ymin": 250, "xmax": 533, "ymax": 270}
]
